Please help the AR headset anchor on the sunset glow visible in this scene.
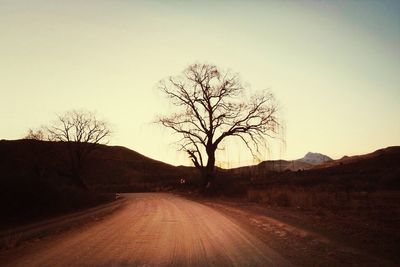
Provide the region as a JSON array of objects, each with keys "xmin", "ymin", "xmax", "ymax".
[{"xmin": 1, "ymin": 0, "xmax": 399, "ymax": 167}]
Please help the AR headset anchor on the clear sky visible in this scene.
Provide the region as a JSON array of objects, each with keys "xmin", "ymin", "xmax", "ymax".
[{"xmin": 1, "ymin": 0, "xmax": 399, "ymax": 167}]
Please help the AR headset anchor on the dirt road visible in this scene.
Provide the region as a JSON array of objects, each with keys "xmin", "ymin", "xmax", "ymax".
[{"xmin": 0, "ymin": 193, "xmax": 292, "ymax": 266}]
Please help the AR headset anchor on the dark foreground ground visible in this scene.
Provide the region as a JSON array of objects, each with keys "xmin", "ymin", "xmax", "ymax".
[
  {"xmin": 0, "ymin": 193, "xmax": 397, "ymax": 267},
  {"xmin": 200, "ymin": 196, "xmax": 399, "ymax": 267}
]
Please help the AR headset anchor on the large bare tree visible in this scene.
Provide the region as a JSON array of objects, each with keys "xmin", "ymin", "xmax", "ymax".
[
  {"xmin": 158, "ymin": 63, "xmax": 279, "ymax": 190},
  {"xmin": 47, "ymin": 110, "xmax": 111, "ymax": 188}
]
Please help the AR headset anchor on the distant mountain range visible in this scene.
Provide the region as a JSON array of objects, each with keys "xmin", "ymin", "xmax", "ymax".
[{"xmin": 228, "ymin": 152, "xmax": 333, "ymax": 174}]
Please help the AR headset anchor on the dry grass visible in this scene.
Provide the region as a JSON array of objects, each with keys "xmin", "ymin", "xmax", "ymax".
[
  {"xmin": 247, "ymin": 187, "xmax": 400, "ymax": 263},
  {"xmin": 247, "ymin": 187, "xmax": 400, "ymax": 212}
]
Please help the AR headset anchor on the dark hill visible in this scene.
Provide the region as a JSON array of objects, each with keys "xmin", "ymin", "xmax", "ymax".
[
  {"xmin": 228, "ymin": 159, "xmax": 313, "ymax": 175},
  {"xmin": 227, "ymin": 152, "xmax": 334, "ymax": 176},
  {"xmin": 253, "ymin": 146, "xmax": 400, "ymax": 190},
  {"xmin": 0, "ymin": 139, "xmax": 187, "ymax": 190},
  {"xmin": 0, "ymin": 139, "xmax": 191, "ymax": 229},
  {"xmin": 316, "ymin": 146, "xmax": 400, "ymax": 170}
]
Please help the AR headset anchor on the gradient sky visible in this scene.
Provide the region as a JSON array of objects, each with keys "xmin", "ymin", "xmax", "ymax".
[{"xmin": 1, "ymin": 0, "xmax": 399, "ymax": 167}]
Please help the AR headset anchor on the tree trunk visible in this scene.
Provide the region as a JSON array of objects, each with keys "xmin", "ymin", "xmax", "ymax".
[
  {"xmin": 201, "ymin": 167, "xmax": 214, "ymax": 188},
  {"xmin": 199, "ymin": 146, "xmax": 216, "ymax": 194}
]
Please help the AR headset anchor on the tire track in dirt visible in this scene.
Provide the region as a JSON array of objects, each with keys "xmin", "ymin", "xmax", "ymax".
[{"xmin": 0, "ymin": 193, "xmax": 292, "ymax": 267}]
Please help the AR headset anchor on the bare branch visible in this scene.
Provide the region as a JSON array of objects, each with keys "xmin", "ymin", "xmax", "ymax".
[{"xmin": 46, "ymin": 110, "xmax": 112, "ymax": 188}]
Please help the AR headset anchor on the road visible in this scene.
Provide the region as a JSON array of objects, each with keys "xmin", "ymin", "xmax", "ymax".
[{"xmin": 0, "ymin": 193, "xmax": 292, "ymax": 267}]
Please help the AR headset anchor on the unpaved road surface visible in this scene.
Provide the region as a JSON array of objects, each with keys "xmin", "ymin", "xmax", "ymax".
[{"xmin": 0, "ymin": 193, "xmax": 292, "ymax": 267}]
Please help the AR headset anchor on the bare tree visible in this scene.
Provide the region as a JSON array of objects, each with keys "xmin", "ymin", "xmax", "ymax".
[
  {"xmin": 47, "ymin": 110, "xmax": 111, "ymax": 189},
  {"xmin": 24, "ymin": 128, "xmax": 46, "ymax": 140},
  {"xmin": 157, "ymin": 63, "xmax": 279, "ymax": 190}
]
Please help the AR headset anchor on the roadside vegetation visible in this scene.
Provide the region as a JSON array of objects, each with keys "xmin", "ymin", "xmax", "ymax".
[{"xmin": 182, "ymin": 146, "xmax": 400, "ymax": 263}]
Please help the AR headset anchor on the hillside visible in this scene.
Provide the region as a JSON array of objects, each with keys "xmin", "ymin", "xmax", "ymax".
[
  {"xmin": 228, "ymin": 151, "xmax": 332, "ymax": 175},
  {"xmin": 316, "ymin": 146, "xmax": 400, "ymax": 169},
  {"xmin": 229, "ymin": 160, "xmax": 313, "ymax": 175},
  {"xmin": 0, "ymin": 139, "xmax": 189, "ymax": 229},
  {"xmin": 0, "ymin": 139, "xmax": 187, "ymax": 190},
  {"xmin": 244, "ymin": 147, "xmax": 400, "ymax": 265},
  {"xmin": 85, "ymin": 144, "xmax": 187, "ymax": 190},
  {"xmin": 2, "ymin": 139, "xmax": 399, "ymax": 229},
  {"xmin": 250, "ymin": 146, "xmax": 400, "ymax": 190}
]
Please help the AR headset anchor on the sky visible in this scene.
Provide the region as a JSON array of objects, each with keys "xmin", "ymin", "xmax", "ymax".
[{"xmin": 1, "ymin": 0, "xmax": 399, "ymax": 167}]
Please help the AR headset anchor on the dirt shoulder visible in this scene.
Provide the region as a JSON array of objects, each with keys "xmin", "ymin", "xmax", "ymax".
[
  {"xmin": 0, "ymin": 198, "xmax": 128, "ymax": 250},
  {"xmin": 188, "ymin": 196, "xmax": 398, "ymax": 267}
]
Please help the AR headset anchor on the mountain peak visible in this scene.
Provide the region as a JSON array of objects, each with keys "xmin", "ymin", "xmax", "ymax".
[{"xmin": 299, "ymin": 152, "xmax": 332, "ymax": 165}]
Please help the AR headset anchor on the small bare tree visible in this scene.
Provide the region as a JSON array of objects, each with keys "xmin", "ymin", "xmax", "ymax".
[
  {"xmin": 157, "ymin": 63, "xmax": 279, "ymax": 191},
  {"xmin": 24, "ymin": 128, "xmax": 46, "ymax": 140},
  {"xmin": 47, "ymin": 110, "xmax": 111, "ymax": 189}
]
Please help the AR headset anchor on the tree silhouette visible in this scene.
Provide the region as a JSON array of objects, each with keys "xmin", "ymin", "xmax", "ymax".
[
  {"xmin": 47, "ymin": 110, "xmax": 111, "ymax": 189},
  {"xmin": 24, "ymin": 128, "xmax": 46, "ymax": 140},
  {"xmin": 158, "ymin": 63, "xmax": 279, "ymax": 191}
]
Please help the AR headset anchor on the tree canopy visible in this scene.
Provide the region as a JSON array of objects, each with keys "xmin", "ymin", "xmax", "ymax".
[{"xmin": 158, "ymin": 63, "xmax": 279, "ymax": 188}]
